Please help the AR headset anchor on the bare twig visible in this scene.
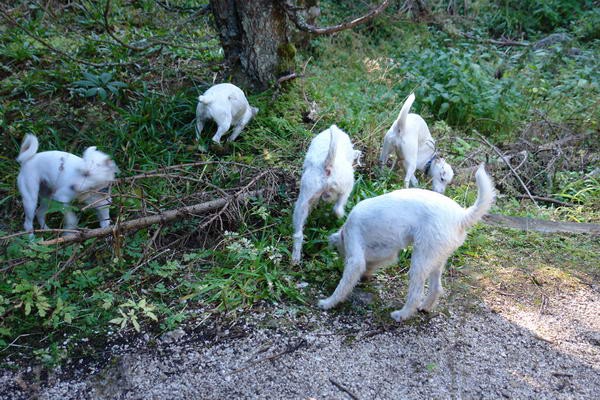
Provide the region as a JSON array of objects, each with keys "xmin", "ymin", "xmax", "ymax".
[
  {"xmin": 276, "ymin": 72, "xmax": 298, "ymax": 85},
  {"xmin": 460, "ymin": 31, "xmax": 530, "ymax": 47},
  {"xmin": 195, "ymin": 170, "xmax": 272, "ymax": 233},
  {"xmin": 103, "ymin": 0, "xmax": 210, "ymax": 52},
  {"xmin": 515, "ymin": 194, "xmax": 574, "ymax": 207},
  {"xmin": 283, "ymin": 0, "xmax": 391, "ymax": 35},
  {"xmin": 117, "ymin": 161, "xmax": 260, "ymax": 183},
  {"xmin": 154, "ymin": 1, "xmax": 211, "ymax": 14},
  {"xmin": 103, "ymin": 0, "xmax": 152, "ymax": 51},
  {"xmin": 329, "ymin": 377, "xmax": 360, "ymax": 400},
  {"xmin": 0, "ymin": 229, "xmax": 80, "ymax": 241},
  {"xmin": 0, "ymin": 5, "xmax": 156, "ymax": 67},
  {"xmin": 50, "ymin": 244, "xmax": 82, "ymax": 281},
  {"xmin": 474, "ymin": 133, "xmax": 540, "ymax": 208},
  {"xmin": 233, "ymin": 339, "xmax": 306, "ymax": 373},
  {"xmin": 537, "ymin": 133, "xmax": 590, "ymax": 151}
]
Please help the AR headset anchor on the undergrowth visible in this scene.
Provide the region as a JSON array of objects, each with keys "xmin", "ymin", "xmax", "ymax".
[{"xmin": 0, "ymin": 0, "xmax": 598, "ymax": 368}]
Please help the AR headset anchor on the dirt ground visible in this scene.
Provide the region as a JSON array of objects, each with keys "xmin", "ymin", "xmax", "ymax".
[{"xmin": 1, "ymin": 264, "xmax": 599, "ymax": 400}]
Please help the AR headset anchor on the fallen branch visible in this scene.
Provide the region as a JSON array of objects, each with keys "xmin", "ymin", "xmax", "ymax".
[
  {"xmin": 537, "ymin": 133, "xmax": 590, "ymax": 151},
  {"xmin": 329, "ymin": 377, "xmax": 360, "ymax": 400},
  {"xmin": 276, "ymin": 72, "xmax": 298, "ymax": 85},
  {"xmin": 233, "ymin": 339, "xmax": 306, "ymax": 374},
  {"xmin": 482, "ymin": 214, "xmax": 600, "ymax": 235},
  {"xmin": 515, "ymin": 194, "xmax": 574, "ymax": 208},
  {"xmin": 38, "ymin": 189, "xmax": 264, "ymax": 246},
  {"xmin": 460, "ymin": 31, "xmax": 530, "ymax": 47}
]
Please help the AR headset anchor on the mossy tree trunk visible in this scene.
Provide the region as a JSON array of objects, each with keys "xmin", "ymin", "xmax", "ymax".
[
  {"xmin": 209, "ymin": 0, "xmax": 292, "ymax": 90},
  {"xmin": 209, "ymin": 0, "xmax": 390, "ymax": 90}
]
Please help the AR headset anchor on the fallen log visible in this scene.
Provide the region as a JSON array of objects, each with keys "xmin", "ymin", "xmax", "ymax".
[
  {"xmin": 39, "ymin": 189, "xmax": 264, "ymax": 246},
  {"xmin": 483, "ymin": 214, "xmax": 600, "ymax": 235}
]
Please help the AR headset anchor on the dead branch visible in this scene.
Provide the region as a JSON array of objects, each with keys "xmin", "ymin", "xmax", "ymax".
[
  {"xmin": 276, "ymin": 72, "xmax": 298, "ymax": 85},
  {"xmin": 482, "ymin": 214, "xmax": 600, "ymax": 235},
  {"xmin": 103, "ymin": 0, "xmax": 211, "ymax": 52},
  {"xmin": 103, "ymin": 0, "xmax": 153, "ymax": 51},
  {"xmin": 38, "ymin": 189, "xmax": 264, "ymax": 246},
  {"xmin": 0, "ymin": 229, "xmax": 80, "ymax": 241},
  {"xmin": 329, "ymin": 377, "xmax": 360, "ymax": 400},
  {"xmin": 155, "ymin": 1, "xmax": 211, "ymax": 14},
  {"xmin": 460, "ymin": 31, "xmax": 530, "ymax": 47},
  {"xmin": 233, "ymin": 339, "xmax": 306, "ymax": 374},
  {"xmin": 474, "ymin": 133, "xmax": 540, "ymax": 208},
  {"xmin": 283, "ymin": 0, "xmax": 391, "ymax": 35},
  {"xmin": 117, "ymin": 161, "xmax": 260, "ymax": 183},
  {"xmin": 0, "ymin": 5, "xmax": 158, "ymax": 67},
  {"xmin": 537, "ymin": 133, "xmax": 590, "ymax": 152},
  {"xmin": 194, "ymin": 170, "xmax": 272, "ymax": 233},
  {"xmin": 515, "ymin": 194, "xmax": 574, "ymax": 207}
]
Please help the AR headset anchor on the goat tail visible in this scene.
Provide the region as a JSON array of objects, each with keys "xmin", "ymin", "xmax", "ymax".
[
  {"xmin": 461, "ymin": 164, "xmax": 496, "ymax": 229},
  {"xmin": 323, "ymin": 125, "xmax": 338, "ymax": 174},
  {"xmin": 393, "ymin": 92, "xmax": 416, "ymax": 136},
  {"xmin": 16, "ymin": 134, "xmax": 39, "ymax": 164}
]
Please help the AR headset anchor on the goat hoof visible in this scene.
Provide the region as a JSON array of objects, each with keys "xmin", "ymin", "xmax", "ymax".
[
  {"xmin": 390, "ymin": 309, "xmax": 412, "ymax": 322},
  {"xmin": 318, "ymin": 299, "xmax": 333, "ymax": 310}
]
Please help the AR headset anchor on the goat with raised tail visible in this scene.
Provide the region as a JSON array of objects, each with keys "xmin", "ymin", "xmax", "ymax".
[
  {"xmin": 319, "ymin": 164, "xmax": 495, "ymax": 321},
  {"xmin": 380, "ymin": 93, "xmax": 454, "ymax": 193},
  {"xmin": 291, "ymin": 125, "xmax": 362, "ymax": 264},
  {"xmin": 16, "ymin": 134, "xmax": 119, "ymax": 238}
]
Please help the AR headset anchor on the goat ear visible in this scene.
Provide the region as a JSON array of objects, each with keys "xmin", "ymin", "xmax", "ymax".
[
  {"xmin": 105, "ymin": 158, "xmax": 120, "ymax": 173},
  {"xmin": 82, "ymin": 146, "xmax": 97, "ymax": 160}
]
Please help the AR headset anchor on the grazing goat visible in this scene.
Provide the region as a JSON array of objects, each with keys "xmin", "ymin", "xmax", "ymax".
[
  {"xmin": 380, "ymin": 93, "xmax": 454, "ymax": 193},
  {"xmin": 292, "ymin": 125, "xmax": 361, "ymax": 264},
  {"xmin": 195, "ymin": 83, "xmax": 258, "ymax": 144}
]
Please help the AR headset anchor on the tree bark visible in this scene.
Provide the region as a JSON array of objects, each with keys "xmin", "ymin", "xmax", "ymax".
[
  {"xmin": 209, "ymin": 0, "xmax": 391, "ymax": 89},
  {"xmin": 210, "ymin": 0, "xmax": 291, "ymax": 90}
]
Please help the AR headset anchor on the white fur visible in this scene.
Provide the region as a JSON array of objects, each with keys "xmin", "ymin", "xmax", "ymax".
[
  {"xmin": 319, "ymin": 164, "xmax": 495, "ymax": 321},
  {"xmin": 292, "ymin": 125, "xmax": 362, "ymax": 264},
  {"xmin": 16, "ymin": 134, "xmax": 119, "ymax": 237},
  {"xmin": 380, "ymin": 93, "xmax": 454, "ymax": 193},
  {"xmin": 195, "ymin": 83, "xmax": 259, "ymax": 144}
]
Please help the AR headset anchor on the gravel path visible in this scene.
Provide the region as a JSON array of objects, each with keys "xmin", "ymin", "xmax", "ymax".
[{"xmin": 2, "ymin": 280, "xmax": 598, "ymax": 400}]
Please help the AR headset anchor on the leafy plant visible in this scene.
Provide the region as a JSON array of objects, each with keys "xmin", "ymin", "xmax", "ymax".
[
  {"xmin": 72, "ymin": 71, "xmax": 127, "ymax": 100},
  {"xmin": 109, "ymin": 298, "xmax": 158, "ymax": 332},
  {"xmin": 482, "ymin": 0, "xmax": 592, "ymax": 38}
]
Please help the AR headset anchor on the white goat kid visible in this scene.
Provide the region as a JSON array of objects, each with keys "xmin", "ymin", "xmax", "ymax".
[
  {"xmin": 319, "ymin": 164, "xmax": 495, "ymax": 321},
  {"xmin": 292, "ymin": 125, "xmax": 361, "ymax": 264},
  {"xmin": 380, "ymin": 93, "xmax": 454, "ymax": 193},
  {"xmin": 16, "ymin": 134, "xmax": 119, "ymax": 237},
  {"xmin": 195, "ymin": 83, "xmax": 259, "ymax": 144}
]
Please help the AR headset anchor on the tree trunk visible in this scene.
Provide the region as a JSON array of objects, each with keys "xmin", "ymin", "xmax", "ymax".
[{"xmin": 210, "ymin": 0, "xmax": 292, "ymax": 90}]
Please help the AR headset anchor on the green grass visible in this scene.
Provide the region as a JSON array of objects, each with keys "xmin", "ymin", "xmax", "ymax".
[{"xmin": 1, "ymin": 0, "xmax": 599, "ymax": 367}]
